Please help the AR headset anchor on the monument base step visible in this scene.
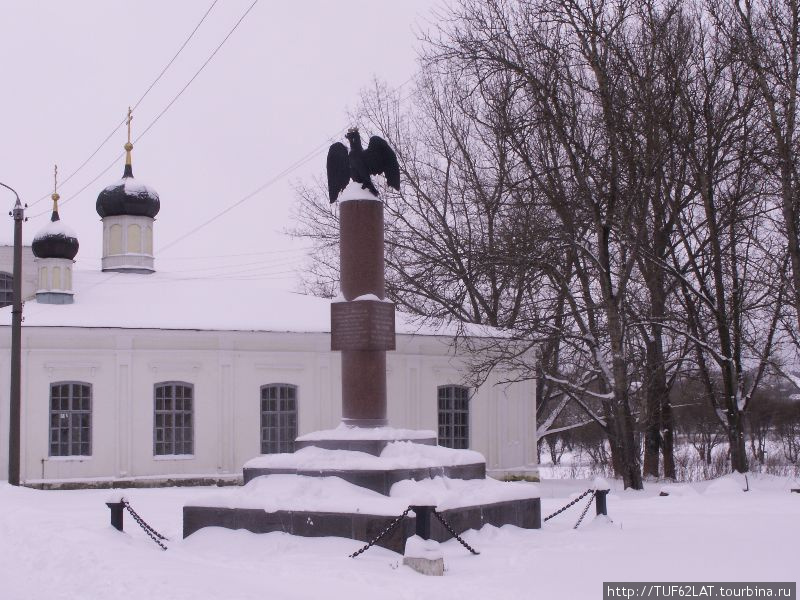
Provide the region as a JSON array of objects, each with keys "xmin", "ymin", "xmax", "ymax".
[
  {"xmin": 242, "ymin": 441, "xmax": 488, "ymax": 495},
  {"xmin": 294, "ymin": 424, "xmax": 438, "ymax": 456},
  {"xmin": 183, "ymin": 497, "xmax": 541, "ymax": 553},
  {"xmin": 243, "ymin": 462, "xmax": 485, "ymax": 494},
  {"xmin": 294, "ymin": 436, "xmax": 436, "ymax": 455}
]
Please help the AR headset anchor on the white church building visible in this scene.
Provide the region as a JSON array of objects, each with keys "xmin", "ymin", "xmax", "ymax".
[{"xmin": 0, "ymin": 144, "xmax": 538, "ymax": 487}]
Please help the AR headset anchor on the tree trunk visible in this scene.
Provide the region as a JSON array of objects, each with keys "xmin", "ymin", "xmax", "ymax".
[
  {"xmin": 662, "ymin": 401, "xmax": 676, "ymax": 479},
  {"xmin": 641, "ymin": 256, "xmax": 675, "ymax": 480},
  {"xmin": 728, "ymin": 413, "xmax": 749, "ymax": 473},
  {"xmin": 642, "ymin": 420, "xmax": 661, "ymax": 478}
]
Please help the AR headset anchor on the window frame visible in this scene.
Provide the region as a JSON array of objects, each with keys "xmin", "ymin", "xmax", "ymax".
[
  {"xmin": 437, "ymin": 385, "xmax": 470, "ymax": 449},
  {"xmin": 49, "ymin": 381, "xmax": 92, "ymax": 457},
  {"xmin": 260, "ymin": 383, "xmax": 298, "ymax": 454},
  {"xmin": 0, "ymin": 271, "xmax": 13, "ymax": 307},
  {"xmin": 153, "ymin": 381, "xmax": 194, "ymax": 456}
]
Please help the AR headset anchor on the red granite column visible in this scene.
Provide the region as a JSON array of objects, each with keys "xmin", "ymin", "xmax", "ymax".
[
  {"xmin": 332, "ymin": 197, "xmax": 394, "ymax": 427},
  {"xmin": 339, "ymin": 199, "xmax": 385, "ymax": 301}
]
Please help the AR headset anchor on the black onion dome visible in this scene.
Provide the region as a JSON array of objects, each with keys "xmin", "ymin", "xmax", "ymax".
[
  {"xmin": 96, "ymin": 163, "xmax": 160, "ymax": 218},
  {"xmin": 32, "ymin": 210, "xmax": 79, "ymax": 260}
]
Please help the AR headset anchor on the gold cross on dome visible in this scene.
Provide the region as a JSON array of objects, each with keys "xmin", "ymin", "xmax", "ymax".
[
  {"xmin": 126, "ymin": 106, "xmax": 133, "ymax": 144},
  {"xmin": 51, "ymin": 163, "xmax": 60, "ymax": 211}
]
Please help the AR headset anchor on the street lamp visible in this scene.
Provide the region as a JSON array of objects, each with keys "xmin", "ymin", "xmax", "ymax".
[{"xmin": 1, "ymin": 181, "xmax": 25, "ymax": 486}]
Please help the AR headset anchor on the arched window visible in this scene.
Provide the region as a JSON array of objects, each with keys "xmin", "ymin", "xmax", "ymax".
[
  {"xmin": 50, "ymin": 382, "xmax": 91, "ymax": 456},
  {"xmin": 109, "ymin": 224, "xmax": 123, "ymax": 254},
  {"xmin": 0, "ymin": 272, "xmax": 13, "ymax": 307},
  {"xmin": 438, "ymin": 385, "xmax": 470, "ymax": 449},
  {"xmin": 154, "ymin": 382, "xmax": 194, "ymax": 456},
  {"xmin": 143, "ymin": 225, "xmax": 153, "ymax": 255},
  {"xmin": 260, "ymin": 384, "xmax": 297, "ymax": 454},
  {"xmin": 127, "ymin": 224, "xmax": 141, "ymax": 253}
]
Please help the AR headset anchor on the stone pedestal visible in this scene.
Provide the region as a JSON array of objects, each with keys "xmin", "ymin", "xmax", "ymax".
[
  {"xmin": 403, "ymin": 556, "xmax": 445, "ymax": 576},
  {"xmin": 403, "ymin": 536, "xmax": 445, "ymax": 576}
]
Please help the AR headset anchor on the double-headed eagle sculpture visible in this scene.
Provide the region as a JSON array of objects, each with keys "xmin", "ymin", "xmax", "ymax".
[{"xmin": 326, "ymin": 128, "xmax": 400, "ymax": 202}]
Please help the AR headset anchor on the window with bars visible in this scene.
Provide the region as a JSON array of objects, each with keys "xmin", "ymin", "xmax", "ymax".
[
  {"xmin": 49, "ymin": 382, "xmax": 91, "ymax": 457},
  {"xmin": 260, "ymin": 384, "xmax": 298, "ymax": 454},
  {"xmin": 0, "ymin": 272, "xmax": 13, "ymax": 307},
  {"xmin": 154, "ymin": 382, "xmax": 193, "ymax": 456},
  {"xmin": 438, "ymin": 385, "xmax": 470, "ymax": 449}
]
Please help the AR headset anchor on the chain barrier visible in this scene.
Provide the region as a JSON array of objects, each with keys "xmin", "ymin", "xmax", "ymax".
[
  {"xmin": 543, "ymin": 488, "xmax": 594, "ymax": 523},
  {"xmin": 122, "ymin": 500, "xmax": 169, "ymax": 551},
  {"xmin": 433, "ymin": 510, "xmax": 480, "ymax": 555},
  {"xmin": 572, "ymin": 490, "xmax": 596, "ymax": 529},
  {"xmin": 350, "ymin": 507, "xmax": 412, "ymax": 558}
]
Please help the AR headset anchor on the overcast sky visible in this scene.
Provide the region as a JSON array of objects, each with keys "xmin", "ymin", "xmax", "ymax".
[{"xmin": 0, "ymin": 0, "xmax": 437, "ymax": 290}]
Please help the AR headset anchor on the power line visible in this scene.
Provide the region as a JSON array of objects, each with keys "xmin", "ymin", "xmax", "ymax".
[
  {"xmin": 29, "ymin": 0, "xmax": 220, "ymax": 208},
  {"xmin": 159, "ymin": 255, "xmax": 305, "ymax": 274},
  {"xmin": 155, "ymin": 126, "xmax": 347, "ymax": 254},
  {"xmin": 30, "ymin": 0, "xmax": 259, "ymax": 220},
  {"xmin": 80, "ymin": 245, "xmax": 314, "ymax": 261},
  {"xmin": 95, "ymin": 269, "xmax": 299, "ymax": 285},
  {"xmin": 135, "ymin": 0, "xmax": 258, "ymax": 144},
  {"xmin": 155, "ymin": 79, "xmax": 419, "ymax": 255},
  {"xmin": 134, "ymin": 0, "xmax": 220, "ymax": 116},
  {"xmin": 35, "ymin": 77, "xmax": 418, "ymax": 303}
]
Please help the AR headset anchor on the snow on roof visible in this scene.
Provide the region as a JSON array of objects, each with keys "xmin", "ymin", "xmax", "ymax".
[
  {"xmin": 0, "ymin": 269, "xmax": 500, "ymax": 338},
  {"xmin": 103, "ymin": 177, "xmax": 160, "ymax": 199},
  {"xmin": 33, "ymin": 217, "xmax": 77, "ymax": 242}
]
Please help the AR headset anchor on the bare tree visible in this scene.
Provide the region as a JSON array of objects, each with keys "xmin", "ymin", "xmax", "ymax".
[
  {"xmin": 293, "ymin": 0, "xmax": 794, "ymax": 483},
  {"xmin": 719, "ymin": 0, "xmax": 800, "ymax": 345},
  {"xmin": 668, "ymin": 10, "xmax": 787, "ymax": 472}
]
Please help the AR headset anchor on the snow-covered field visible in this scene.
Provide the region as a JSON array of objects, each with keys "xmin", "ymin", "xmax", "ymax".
[{"xmin": 1, "ymin": 475, "xmax": 798, "ymax": 600}]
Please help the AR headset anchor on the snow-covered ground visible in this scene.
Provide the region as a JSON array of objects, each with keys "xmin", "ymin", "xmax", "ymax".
[{"xmin": 1, "ymin": 474, "xmax": 798, "ymax": 599}]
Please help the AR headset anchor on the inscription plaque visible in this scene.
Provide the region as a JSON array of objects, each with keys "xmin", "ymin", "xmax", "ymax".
[{"xmin": 331, "ymin": 300, "xmax": 396, "ymax": 351}]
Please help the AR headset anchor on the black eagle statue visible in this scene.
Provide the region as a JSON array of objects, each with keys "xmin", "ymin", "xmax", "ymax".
[{"xmin": 326, "ymin": 128, "xmax": 400, "ymax": 203}]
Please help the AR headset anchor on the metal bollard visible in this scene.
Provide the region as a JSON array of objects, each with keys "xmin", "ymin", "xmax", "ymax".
[
  {"xmin": 106, "ymin": 501, "xmax": 125, "ymax": 532},
  {"xmin": 410, "ymin": 505, "xmax": 435, "ymax": 540},
  {"xmin": 595, "ymin": 489, "xmax": 609, "ymax": 516}
]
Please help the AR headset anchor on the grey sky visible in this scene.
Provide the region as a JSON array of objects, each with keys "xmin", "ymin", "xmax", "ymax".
[{"xmin": 0, "ymin": 0, "xmax": 435, "ymax": 288}]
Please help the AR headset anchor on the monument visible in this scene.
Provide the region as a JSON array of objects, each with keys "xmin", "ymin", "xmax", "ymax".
[
  {"xmin": 182, "ymin": 129, "xmax": 541, "ymax": 553},
  {"xmin": 327, "ymin": 128, "xmax": 398, "ymax": 428}
]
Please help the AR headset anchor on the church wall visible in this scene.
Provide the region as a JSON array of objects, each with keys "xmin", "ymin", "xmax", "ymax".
[
  {"xmin": 0, "ymin": 326, "xmax": 537, "ymax": 484},
  {"xmin": 0, "ymin": 244, "xmax": 38, "ymax": 301}
]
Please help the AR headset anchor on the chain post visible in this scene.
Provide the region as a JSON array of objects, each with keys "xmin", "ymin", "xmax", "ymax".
[
  {"xmin": 595, "ymin": 489, "xmax": 609, "ymax": 516},
  {"xmin": 410, "ymin": 505, "xmax": 435, "ymax": 540},
  {"xmin": 106, "ymin": 501, "xmax": 125, "ymax": 532}
]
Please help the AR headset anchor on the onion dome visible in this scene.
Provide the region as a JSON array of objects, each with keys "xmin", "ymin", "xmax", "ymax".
[
  {"xmin": 96, "ymin": 142, "xmax": 160, "ymax": 218},
  {"xmin": 32, "ymin": 188, "xmax": 79, "ymax": 260},
  {"xmin": 96, "ymin": 110, "xmax": 160, "ymax": 218}
]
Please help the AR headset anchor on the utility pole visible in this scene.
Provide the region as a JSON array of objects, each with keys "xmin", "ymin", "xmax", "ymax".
[{"xmin": 2, "ymin": 182, "xmax": 24, "ymax": 486}]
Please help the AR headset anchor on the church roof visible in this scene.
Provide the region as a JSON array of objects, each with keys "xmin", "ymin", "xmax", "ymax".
[{"xmin": 0, "ymin": 270, "xmax": 499, "ymax": 339}]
